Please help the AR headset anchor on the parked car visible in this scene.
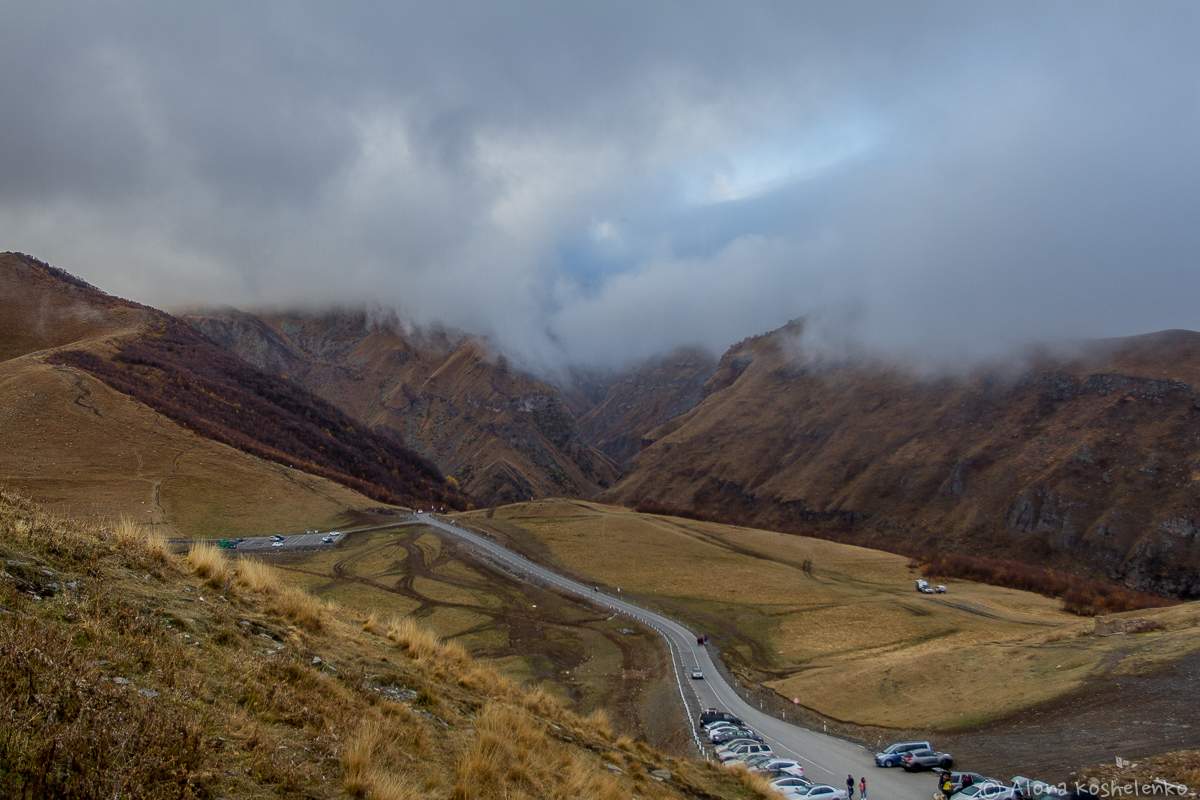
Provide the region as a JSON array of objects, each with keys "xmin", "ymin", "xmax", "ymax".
[
  {"xmin": 741, "ymin": 754, "xmax": 776, "ymax": 770},
  {"xmin": 751, "ymin": 758, "xmax": 806, "ymax": 778},
  {"xmin": 942, "ymin": 772, "xmax": 989, "ymax": 793},
  {"xmin": 935, "ymin": 584, "xmax": 948, "ymax": 593},
  {"xmin": 902, "ymin": 748, "xmax": 953, "ymax": 771},
  {"xmin": 953, "ymin": 782, "xmax": 1018, "ymax": 800},
  {"xmin": 703, "ymin": 719, "xmax": 741, "ymax": 732},
  {"xmin": 875, "ymin": 741, "xmax": 932, "ymax": 767},
  {"xmin": 791, "ymin": 783, "xmax": 848, "ymax": 800},
  {"xmin": 700, "ymin": 709, "xmax": 742, "ymax": 726},
  {"xmin": 691, "ymin": 669, "xmax": 704, "ymax": 679},
  {"xmin": 711, "ymin": 728, "xmax": 764, "ymax": 745},
  {"xmin": 769, "ymin": 776, "xmax": 815, "ymax": 798},
  {"xmin": 716, "ymin": 742, "xmax": 772, "ymax": 762},
  {"xmin": 715, "ymin": 738, "xmax": 762, "ymax": 752}
]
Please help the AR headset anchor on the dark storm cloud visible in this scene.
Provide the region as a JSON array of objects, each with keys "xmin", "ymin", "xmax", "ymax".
[{"xmin": 2, "ymin": 1, "xmax": 1198, "ymax": 369}]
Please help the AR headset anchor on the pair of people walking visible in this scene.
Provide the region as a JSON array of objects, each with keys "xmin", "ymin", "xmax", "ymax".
[{"xmin": 848, "ymin": 775, "xmax": 867, "ymax": 800}]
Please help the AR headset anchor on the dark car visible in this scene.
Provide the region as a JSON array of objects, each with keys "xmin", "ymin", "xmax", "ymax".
[
  {"xmin": 875, "ymin": 741, "xmax": 932, "ymax": 767},
  {"xmin": 902, "ymin": 748, "xmax": 953, "ymax": 771},
  {"xmin": 700, "ymin": 709, "xmax": 742, "ymax": 726}
]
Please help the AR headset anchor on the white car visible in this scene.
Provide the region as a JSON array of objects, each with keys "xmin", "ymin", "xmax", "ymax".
[
  {"xmin": 321, "ymin": 535, "xmax": 335, "ymax": 544},
  {"xmin": 952, "ymin": 782, "xmax": 1017, "ymax": 800},
  {"xmin": 792, "ymin": 785, "xmax": 848, "ymax": 800},
  {"xmin": 271, "ymin": 540, "xmax": 284, "ymax": 548},
  {"xmin": 770, "ymin": 777, "xmax": 815, "ymax": 798},
  {"xmin": 691, "ymin": 669, "xmax": 704, "ymax": 679},
  {"xmin": 752, "ymin": 759, "xmax": 806, "ymax": 778},
  {"xmin": 704, "ymin": 721, "xmax": 741, "ymax": 734}
]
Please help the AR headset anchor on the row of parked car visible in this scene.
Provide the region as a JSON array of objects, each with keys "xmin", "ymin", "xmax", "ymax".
[
  {"xmin": 699, "ymin": 710, "xmax": 844, "ymax": 800},
  {"xmin": 875, "ymin": 740, "xmax": 1072, "ymax": 800}
]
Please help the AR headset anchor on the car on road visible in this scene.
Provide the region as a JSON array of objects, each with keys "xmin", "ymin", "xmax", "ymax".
[
  {"xmin": 769, "ymin": 776, "xmax": 815, "ymax": 798},
  {"xmin": 901, "ymin": 748, "xmax": 953, "ymax": 771},
  {"xmin": 321, "ymin": 534, "xmax": 336, "ymax": 544},
  {"xmin": 750, "ymin": 758, "xmax": 805, "ymax": 778},
  {"xmin": 271, "ymin": 540, "xmax": 284, "ymax": 548},
  {"xmin": 875, "ymin": 740, "xmax": 932, "ymax": 767},
  {"xmin": 716, "ymin": 742, "xmax": 772, "ymax": 763},
  {"xmin": 270, "ymin": 534, "xmax": 285, "ymax": 542},
  {"xmin": 700, "ymin": 709, "xmax": 742, "ymax": 726},
  {"xmin": 953, "ymin": 782, "xmax": 1018, "ymax": 800},
  {"xmin": 691, "ymin": 668, "xmax": 704, "ymax": 679},
  {"xmin": 935, "ymin": 584, "xmax": 948, "ymax": 593},
  {"xmin": 710, "ymin": 728, "xmax": 764, "ymax": 745}
]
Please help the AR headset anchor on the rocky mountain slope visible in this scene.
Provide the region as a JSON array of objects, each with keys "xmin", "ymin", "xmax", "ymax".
[
  {"xmin": 0, "ymin": 253, "xmax": 459, "ymax": 525},
  {"xmin": 607, "ymin": 320, "xmax": 1200, "ymax": 598},
  {"xmin": 573, "ymin": 348, "xmax": 717, "ymax": 467},
  {"xmin": 187, "ymin": 308, "xmax": 619, "ymax": 504}
]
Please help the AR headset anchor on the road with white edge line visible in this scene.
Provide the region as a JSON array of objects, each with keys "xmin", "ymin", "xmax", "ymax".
[{"xmin": 418, "ymin": 513, "xmax": 936, "ymax": 800}]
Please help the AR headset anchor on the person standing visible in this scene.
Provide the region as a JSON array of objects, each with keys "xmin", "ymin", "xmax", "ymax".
[
  {"xmin": 847, "ymin": 774, "xmax": 856, "ymax": 799},
  {"xmin": 860, "ymin": 776, "xmax": 868, "ymax": 800}
]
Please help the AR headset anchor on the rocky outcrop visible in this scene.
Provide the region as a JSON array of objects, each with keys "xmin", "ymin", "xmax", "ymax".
[{"xmin": 188, "ymin": 309, "xmax": 618, "ymax": 505}]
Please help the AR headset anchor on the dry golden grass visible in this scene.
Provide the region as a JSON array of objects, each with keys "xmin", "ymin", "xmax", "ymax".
[
  {"xmin": 386, "ymin": 616, "xmax": 443, "ymax": 661},
  {"xmin": 1, "ymin": 489, "xmax": 775, "ymax": 800},
  {"xmin": 186, "ymin": 541, "xmax": 231, "ymax": 588},
  {"xmin": 112, "ymin": 515, "xmax": 171, "ymax": 563},
  {"xmin": 235, "ymin": 557, "xmax": 284, "ymax": 593},
  {"xmin": 465, "ymin": 500, "xmax": 1200, "ymax": 730},
  {"xmin": 0, "ymin": 358, "xmax": 378, "ymax": 538}
]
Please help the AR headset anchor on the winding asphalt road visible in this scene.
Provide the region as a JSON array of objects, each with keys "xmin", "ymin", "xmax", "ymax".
[{"xmin": 419, "ymin": 513, "xmax": 936, "ymax": 800}]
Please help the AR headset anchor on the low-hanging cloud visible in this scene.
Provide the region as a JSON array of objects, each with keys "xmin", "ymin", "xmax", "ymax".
[{"xmin": 2, "ymin": 1, "xmax": 1198, "ymax": 372}]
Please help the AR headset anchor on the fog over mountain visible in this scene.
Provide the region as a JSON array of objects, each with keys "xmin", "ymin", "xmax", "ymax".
[{"xmin": 2, "ymin": 1, "xmax": 1199, "ymax": 370}]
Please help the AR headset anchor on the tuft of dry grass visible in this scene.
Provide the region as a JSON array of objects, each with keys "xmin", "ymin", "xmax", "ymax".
[
  {"xmin": 112, "ymin": 515, "xmax": 171, "ymax": 564},
  {"xmin": 186, "ymin": 541, "xmax": 230, "ymax": 588},
  {"xmin": 385, "ymin": 617, "xmax": 442, "ymax": 661},
  {"xmin": 272, "ymin": 586, "xmax": 326, "ymax": 631},
  {"xmin": 235, "ymin": 557, "xmax": 284, "ymax": 593},
  {"xmin": 362, "ymin": 612, "xmax": 383, "ymax": 635}
]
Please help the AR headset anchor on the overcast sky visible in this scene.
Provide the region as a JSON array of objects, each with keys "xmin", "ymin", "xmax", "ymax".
[{"xmin": 3, "ymin": 1, "xmax": 1199, "ymax": 370}]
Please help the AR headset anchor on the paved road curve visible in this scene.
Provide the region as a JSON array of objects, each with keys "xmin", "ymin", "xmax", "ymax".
[{"xmin": 419, "ymin": 514, "xmax": 936, "ymax": 800}]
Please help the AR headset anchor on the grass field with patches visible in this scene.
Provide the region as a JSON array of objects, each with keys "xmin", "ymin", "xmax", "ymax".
[
  {"xmin": 461, "ymin": 500, "xmax": 1200, "ymax": 731},
  {"xmin": 274, "ymin": 525, "xmax": 688, "ymax": 748}
]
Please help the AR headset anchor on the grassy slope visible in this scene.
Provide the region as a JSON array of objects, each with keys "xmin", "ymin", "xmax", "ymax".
[
  {"xmin": 461, "ymin": 500, "xmax": 1200, "ymax": 731},
  {"xmin": 277, "ymin": 525, "xmax": 688, "ymax": 750},
  {"xmin": 0, "ymin": 356, "xmax": 380, "ymax": 537},
  {"xmin": 0, "ymin": 490, "xmax": 778, "ymax": 800}
]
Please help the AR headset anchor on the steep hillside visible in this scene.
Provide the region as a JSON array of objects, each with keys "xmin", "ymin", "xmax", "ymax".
[
  {"xmin": 608, "ymin": 321, "xmax": 1200, "ymax": 598},
  {"xmin": 0, "ymin": 253, "xmax": 461, "ymax": 528},
  {"xmin": 574, "ymin": 348, "xmax": 717, "ymax": 466},
  {"xmin": 0, "ymin": 490, "xmax": 775, "ymax": 800},
  {"xmin": 187, "ymin": 309, "xmax": 618, "ymax": 504}
]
